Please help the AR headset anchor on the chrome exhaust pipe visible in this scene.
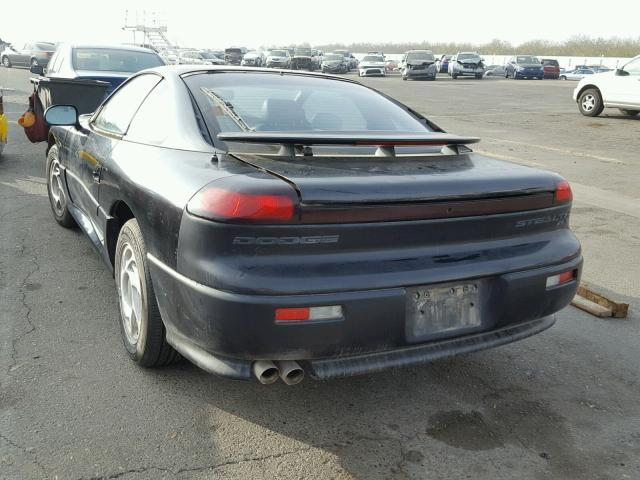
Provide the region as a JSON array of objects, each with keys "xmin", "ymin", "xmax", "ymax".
[
  {"xmin": 275, "ymin": 360, "xmax": 305, "ymax": 385},
  {"xmin": 252, "ymin": 360, "xmax": 280, "ymax": 385}
]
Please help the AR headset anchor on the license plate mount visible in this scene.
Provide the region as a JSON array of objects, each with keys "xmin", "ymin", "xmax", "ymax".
[{"xmin": 406, "ymin": 281, "xmax": 482, "ymax": 341}]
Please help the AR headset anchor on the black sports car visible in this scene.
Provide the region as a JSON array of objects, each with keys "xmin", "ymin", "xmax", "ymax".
[{"xmin": 43, "ymin": 66, "xmax": 582, "ymax": 385}]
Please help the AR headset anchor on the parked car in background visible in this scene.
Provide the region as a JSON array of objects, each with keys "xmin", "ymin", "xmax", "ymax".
[
  {"xmin": 32, "ymin": 44, "xmax": 165, "ymax": 96},
  {"xmin": 1, "ymin": 42, "xmax": 56, "ymax": 68},
  {"xmin": 385, "ymin": 59, "xmax": 399, "ymax": 71},
  {"xmin": 358, "ymin": 55, "xmax": 386, "ymax": 77},
  {"xmin": 560, "ymin": 67, "xmax": 595, "ymax": 81},
  {"xmin": 587, "ymin": 65, "xmax": 613, "ymax": 73},
  {"xmin": 241, "ymin": 51, "xmax": 265, "ymax": 67},
  {"xmin": 321, "ymin": 53, "xmax": 348, "ymax": 73},
  {"xmin": 224, "ymin": 47, "xmax": 246, "ymax": 65},
  {"xmin": 291, "ymin": 47, "xmax": 315, "ymax": 71},
  {"xmin": 401, "ymin": 50, "xmax": 437, "ymax": 81},
  {"xmin": 484, "ymin": 65, "xmax": 506, "ymax": 77},
  {"xmin": 42, "ymin": 65, "xmax": 581, "ymax": 384},
  {"xmin": 505, "ymin": 55, "xmax": 544, "ymax": 79},
  {"xmin": 448, "ymin": 52, "xmax": 485, "ymax": 79},
  {"xmin": 573, "ymin": 55, "xmax": 640, "ymax": 117},
  {"xmin": 438, "ymin": 55, "xmax": 453, "ymax": 73},
  {"xmin": 541, "ymin": 58, "xmax": 560, "ymax": 79},
  {"xmin": 311, "ymin": 49, "xmax": 323, "ymax": 69},
  {"xmin": 332, "ymin": 50, "xmax": 351, "ymax": 70},
  {"xmin": 265, "ymin": 49, "xmax": 291, "ymax": 69},
  {"xmin": 177, "ymin": 50, "xmax": 209, "ymax": 65},
  {"xmin": 201, "ymin": 51, "xmax": 227, "ymax": 65},
  {"xmin": 368, "ymin": 51, "xmax": 385, "ymax": 58}
]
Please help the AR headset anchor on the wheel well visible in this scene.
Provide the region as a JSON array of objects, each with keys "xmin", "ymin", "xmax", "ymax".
[
  {"xmin": 577, "ymin": 84, "xmax": 601, "ymax": 101},
  {"xmin": 106, "ymin": 201, "xmax": 135, "ymax": 269}
]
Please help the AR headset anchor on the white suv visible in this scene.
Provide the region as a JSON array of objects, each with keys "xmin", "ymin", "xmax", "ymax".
[{"xmin": 573, "ymin": 55, "xmax": 640, "ymax": 117}]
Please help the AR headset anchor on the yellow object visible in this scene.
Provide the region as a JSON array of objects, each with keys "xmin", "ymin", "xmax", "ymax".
[
  {"xmin": 18, "ymin": 111, "xmax": 36, "ymax": 128},
  {"xmin": 0, "ymin": 113, "xmax": 7, "ymax": 143}
]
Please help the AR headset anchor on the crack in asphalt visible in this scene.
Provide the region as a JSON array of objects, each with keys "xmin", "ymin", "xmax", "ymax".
[
  {"xmin": 76, "ymin": 445, "xmax": 323, "ymax": 479},
  {"xmin": 6, "ymin": 231, "xmax": 41, "ymax": 376},
  {"xmin": 0, "ymin": 432, "xmax": 48, "ymax": 476}
]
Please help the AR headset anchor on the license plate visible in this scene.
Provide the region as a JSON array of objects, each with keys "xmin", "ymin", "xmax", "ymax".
[{"xmin": 406, "ymin": 282, "xmax": 481, "ymax": 340}]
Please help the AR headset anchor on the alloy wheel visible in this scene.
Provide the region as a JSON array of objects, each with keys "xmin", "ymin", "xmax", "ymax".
[
  {"xmin": 119, "ymin": 243, "xmax": 144, "ymax": 346},
  {"xmin": 48, "ymin": 158, "xmax": 67, "ymax": 216},
  {"xmin": 581, "ymin": 94, "xmax": 596, "ymax": 112}
]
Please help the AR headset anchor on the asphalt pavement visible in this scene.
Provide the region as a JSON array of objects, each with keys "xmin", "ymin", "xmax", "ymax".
[{"xmin": 1, "ymin": 67, "xmax": 639, "ymax": 480}]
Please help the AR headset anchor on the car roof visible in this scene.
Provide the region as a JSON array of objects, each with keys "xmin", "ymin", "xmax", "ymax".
[
  {"xmin": 144, "ymin": 65, "xmax": 359, "ymax": 81},
  {"xmin": 406, "ymin": 50, "xmax": 433, "ymax": 53},
  {"xmin": 65, "ymin": 43, "xmax": 159, "ymax": 54}
]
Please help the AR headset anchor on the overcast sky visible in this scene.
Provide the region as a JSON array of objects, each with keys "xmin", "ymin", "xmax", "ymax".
[{"xmin": 4, "ymin": 0, "xmax": 639, "ymax": 49}]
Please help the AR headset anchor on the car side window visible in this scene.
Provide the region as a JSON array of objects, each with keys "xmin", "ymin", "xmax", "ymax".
[
  {"xmin": 126, "ymin": 80, "xmax": 171, "ymax": 145},
  {"xmin": 92, "ymin": 74, "xmax": 161, "ymax": 136},
  {"xmin": 624, "ymin": 58, "xmax": 640, "ymax": 76}
]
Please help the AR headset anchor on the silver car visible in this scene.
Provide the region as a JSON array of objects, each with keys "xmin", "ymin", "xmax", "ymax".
[
  {"xmin": 448, "ymin": 52, "xmax": 485, "ymax": 79},
  {"xmin": 560, "ymin": 68, "xmax": 595, "ymax": 81},
  {"xmin": 401, "ymin": 50, "xmax": 437, "ymax": 81},
  {"xmin": 1, "ymin": 42, "xmax": 56, "ymax": 68}
]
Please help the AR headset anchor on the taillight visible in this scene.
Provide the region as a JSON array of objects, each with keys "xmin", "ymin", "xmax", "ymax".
[
  {"xmin": 187, "ymin": 175, "xmax": 299, "ymax": 223},
  {"xmin": 554, "ymin": 180, "xmax": 572, "ymax": 203},
  {"xmin": 275, "ymin": 305, "xmax": 343, "ymax": 323},
  {"xmin": 546, "ymin": 269, "xmax": 577, "ymax": 288}
]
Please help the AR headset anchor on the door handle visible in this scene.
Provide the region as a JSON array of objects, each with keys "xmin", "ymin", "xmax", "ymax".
[{"xmin": 92, "ymin": 167, "xmax": 101, "ymax": 183}]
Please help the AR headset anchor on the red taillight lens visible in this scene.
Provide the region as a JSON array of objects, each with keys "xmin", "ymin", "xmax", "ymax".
[
  {"xmin": 275, "ymin": 308, "xmax": 310, "ymax": 322},
  {"xmin": 187, "ymin": 178, "xmax": 298, "ymax": 223},
  {"xmin": 555, "ymin": 180, "xmax": 572, "ymax": 203}
]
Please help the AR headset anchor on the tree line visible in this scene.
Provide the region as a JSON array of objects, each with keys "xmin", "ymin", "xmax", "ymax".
[{"xmin": 305, "ymin": 36, "xmax": 640, "ymax": 57}]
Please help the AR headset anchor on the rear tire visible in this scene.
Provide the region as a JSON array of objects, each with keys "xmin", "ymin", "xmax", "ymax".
[
  {"xmin": 2, "ymin": 56, "xmax": 10, "ymax": 68},
  {"xmin": 46, "ymin": 145, "xmax": 76, "ymax": 228},
  {"xmin": 619, "ymin": 109, "xmax": 639, "ymax": 116},
  {"xmin": 578, "ymin": 88, "xmax": 604, "ymax": 117},
  {"xmin": 115, "ymin": 219, "xmax": 179, "ymax": 367}
]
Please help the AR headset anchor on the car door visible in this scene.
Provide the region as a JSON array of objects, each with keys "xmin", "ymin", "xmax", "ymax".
[
  {"xmin": 65, "ymin": 74, "xmax": 162, "ymax": 237},
  {"xmin": 607, "ymin": 57, "xmax": 640, "ymax": 107},
  {"xmin": 17, "ymin": 43, "xmax": 32, "ymax": 66}
]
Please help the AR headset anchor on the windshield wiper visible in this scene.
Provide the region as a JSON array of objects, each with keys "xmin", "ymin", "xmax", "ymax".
[{"xmin": 202, "ymin": 89, "xmax": 254, "ymax": 132}]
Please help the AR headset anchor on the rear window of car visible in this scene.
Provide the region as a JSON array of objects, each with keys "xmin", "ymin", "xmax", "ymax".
[
  {"xmin": 269, "ymin": 50, "xmax": 287, "ymax": 57},
  {"xmin": 184, "ymin": 72, "xmax": 431, "ymax": 139},
  {"xmin": 362, "ymin": 56, "xmax": 384, "ymax": 62},
  {"xmin": 35, "ymin": 43, "xmax": 55, "ymax": 50},
  {"xmin": 542, "ymin": 59, "xmax": 559, "ymax": 66},
  {"xmin": 72, "ymin": 48, "xmax": 164, "ymax": 72},
  {"xmin": 407, "ymin": 52, "xmax": 435, "ymax": 62},
  {"xmin": 457, "ymin": 53, "xmax": 480, "ymax": 60},
  {"xmin": 516, "ymin": 56, "xmax": 539, "ymax": 64}
]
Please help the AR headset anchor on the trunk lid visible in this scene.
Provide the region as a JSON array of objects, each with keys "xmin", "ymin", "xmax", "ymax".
[{"xmin": 231, "ymin": 152, "xmax": 560, "ymax": 206}]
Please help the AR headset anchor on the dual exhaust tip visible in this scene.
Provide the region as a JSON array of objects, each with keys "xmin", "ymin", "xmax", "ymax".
[{"xmin": 252, "ymin": 360, "xmax": 304, "ymax": 385}]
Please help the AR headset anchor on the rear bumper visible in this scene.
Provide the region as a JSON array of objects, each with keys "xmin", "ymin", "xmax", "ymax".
[
  {"xmin": 148, "ymin": 252, "xmax": 582, "ymax": 379},
  {"xmin": 165, "ymin": 314, "xmax": 556, "ymax": 380}
]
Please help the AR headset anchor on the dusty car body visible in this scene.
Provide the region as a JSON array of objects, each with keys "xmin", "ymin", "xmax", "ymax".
[
  {"xmin": 43, "ymin": 66, "xmax": 582, "ymax": 384},
  {"xmin": 449, "ymin": 52, "xmax": 485, "ymax": 79}
]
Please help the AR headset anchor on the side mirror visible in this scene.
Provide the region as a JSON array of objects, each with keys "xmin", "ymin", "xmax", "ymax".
[
  {"xmin": 615, "ymin": 68, "xmax": 628, "ymax": 76},
  {"xmin": 44, "ymin": 105, "xmax": 78, "ymax": 126},
  {"xmin": 30, "ymin": 64, "xmax": 44, "ymax": 75}
]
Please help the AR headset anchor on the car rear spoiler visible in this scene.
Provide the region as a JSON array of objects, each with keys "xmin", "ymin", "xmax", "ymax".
[{"xmin": 217, "ymin": 132, "xmax": 480, "ymax": 157}]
